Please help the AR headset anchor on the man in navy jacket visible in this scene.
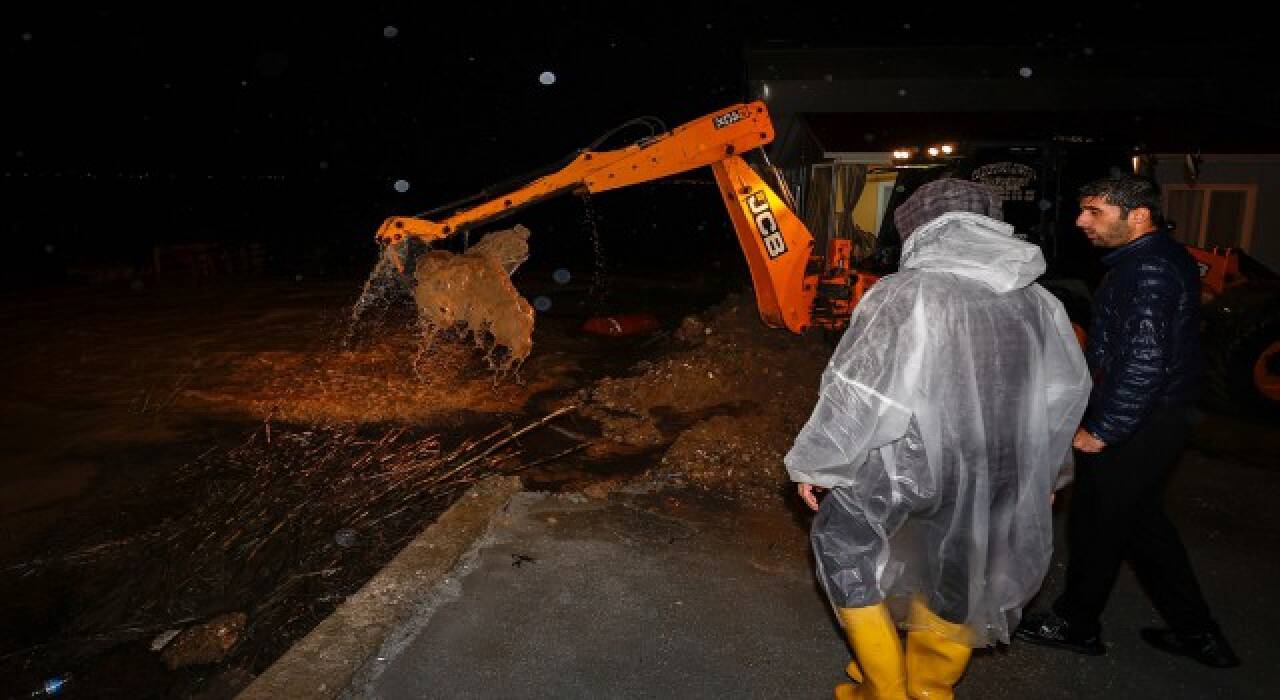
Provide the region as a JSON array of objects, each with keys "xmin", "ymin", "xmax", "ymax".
[{"xmin": 1016, "ymin": 174, "xmax": 1240, "ymax": 668}]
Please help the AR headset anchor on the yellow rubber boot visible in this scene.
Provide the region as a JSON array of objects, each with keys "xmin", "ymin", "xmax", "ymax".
[
  {"xmin": 833, "ymin": 603, "xmax": 907, "ymax": 700},
  {"xmin": 904, "ymin": 597, "xmax": 973, "ymax": 700}
]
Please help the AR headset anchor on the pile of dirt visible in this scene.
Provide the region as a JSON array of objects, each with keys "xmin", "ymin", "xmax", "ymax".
[{"xmin": 579, "ymin": 294, "xmax": 832, "ymax": 503}]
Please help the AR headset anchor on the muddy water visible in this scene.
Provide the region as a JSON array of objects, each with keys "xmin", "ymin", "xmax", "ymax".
[
  {"xmin": 344, "ymin": 250, "xmax": 412, "ymax": 347},
  {"xmin": 412, "ymin": 226, "xmax": 535, "ymax": 373}
]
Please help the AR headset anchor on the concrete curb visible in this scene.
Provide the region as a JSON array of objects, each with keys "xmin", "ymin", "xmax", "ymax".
[{"xmin": 237, "ymin": 475, "xmax": 523, "ymax": 699}]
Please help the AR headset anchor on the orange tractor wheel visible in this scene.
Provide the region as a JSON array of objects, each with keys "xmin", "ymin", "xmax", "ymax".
[{"xmin": 1254, "ymin": 340, "xmax": 1280, "ymax": 405}]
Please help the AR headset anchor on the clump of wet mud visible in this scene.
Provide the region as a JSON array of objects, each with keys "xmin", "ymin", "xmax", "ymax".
[
  {"xmin": 413, "ymin": 225, "xmax": 534, "ymax": 374},
  {"xmin": 656, "ymin": 414, "xmax": 796, "ymax": 502},
  {"xmin": 578, "ymin": 294, "xmax": 831, "ymax": 503}
]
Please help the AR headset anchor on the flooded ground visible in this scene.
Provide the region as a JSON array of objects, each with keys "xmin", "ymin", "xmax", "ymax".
[{"xmin": 0, "ymin": 261, "xmax": 792, "ymax": 698}]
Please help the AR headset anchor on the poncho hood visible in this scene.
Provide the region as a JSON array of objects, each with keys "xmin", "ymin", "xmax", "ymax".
[{"xmin": 900, "ymin": 211, "xmax": 1045, "ymax": 293}]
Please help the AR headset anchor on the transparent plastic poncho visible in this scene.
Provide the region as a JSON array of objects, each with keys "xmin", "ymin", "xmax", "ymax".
[{"xmin": 785, "ymin": 212, "xmax": 1091, "ymax": 646}]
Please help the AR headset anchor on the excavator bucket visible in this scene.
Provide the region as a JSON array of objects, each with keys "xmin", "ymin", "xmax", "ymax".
[{"xmin": 408, "ymin": 225, "xmax": 535, "ymax": 374}]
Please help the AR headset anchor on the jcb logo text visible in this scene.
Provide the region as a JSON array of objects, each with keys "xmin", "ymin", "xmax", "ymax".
[
  {"xmin": 746, "ymin": 192, "xmax": 787, "ymax": 259},
  {"xmin": 713, "ymin": 109, "xmax": 746, "ymax": 129}
]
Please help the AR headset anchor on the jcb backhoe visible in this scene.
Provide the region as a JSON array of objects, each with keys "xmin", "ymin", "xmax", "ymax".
[
  {"xmin": 373, "ymin": 101, "xmax": 1280, "ymax": 416},
  {"xmin": 375, "ymin": 102, "xmax": 875, "ymax": 337}
]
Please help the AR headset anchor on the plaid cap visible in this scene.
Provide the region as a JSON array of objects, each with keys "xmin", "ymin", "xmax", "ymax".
[{"xmin": 894, "ymin": 178, "xmax": 1004, "ymax": 241}]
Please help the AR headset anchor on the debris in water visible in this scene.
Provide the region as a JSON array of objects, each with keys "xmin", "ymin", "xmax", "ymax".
[
  {"xmin": 581, "ymin": 313, "xmax": 659, "ymax": 337},
  {"xmin": 26, "ymin": 674, "xmax": 71, "ymax": 698},
  {"xmin": 159, "ymin": 612, "xmax": 248, "ymax": 670},
  {"xmin": 334, "ymin": 528, "xmax": 358, "ymax": 548},
  {"xmin": 150, "ymin": 628, "xmax": 182, "ymax": 652},
  {"xmin": 2, "ymin": 406, "xmax": 572, "ymax": 684}
]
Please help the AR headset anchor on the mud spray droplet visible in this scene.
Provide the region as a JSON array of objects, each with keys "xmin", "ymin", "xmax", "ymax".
[
  {"xmin": 344, "ymin": 246, "xmax": 417, "ymax": 349},
  {"xmin": 580, "ymin": 194, "xmax": 608, "ymax": 308},
  {"xmin": 534, "ymin": 296, "xmax": 552, "ymax": 312},
  {"xmin": 553, "ymin": 268, "xmax": 571, "ymax": 284}
]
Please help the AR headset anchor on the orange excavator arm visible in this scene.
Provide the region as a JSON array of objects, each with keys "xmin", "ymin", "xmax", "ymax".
[{"xmin": 376, "ymin": 102, "xmax": 827, "ymax": 333}]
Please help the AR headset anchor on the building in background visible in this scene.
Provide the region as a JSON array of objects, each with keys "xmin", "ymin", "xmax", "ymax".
[{"xmin": 748, "ymin": 43, "xmax": 1280, "ymax": 273}]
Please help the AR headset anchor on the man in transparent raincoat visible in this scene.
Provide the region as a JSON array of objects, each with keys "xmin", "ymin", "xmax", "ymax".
[{"xmin": 785, "ymin": 179, "xmax": 1091, "ymax": 699}]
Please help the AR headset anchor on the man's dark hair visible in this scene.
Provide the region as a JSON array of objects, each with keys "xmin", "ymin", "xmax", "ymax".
[{"xmin": 1078, "ymin": 174, "xmax": 1165, "ymax": 227}]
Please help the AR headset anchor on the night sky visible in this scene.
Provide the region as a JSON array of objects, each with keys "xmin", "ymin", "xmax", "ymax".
[{"xmin": 4, "ymin": 5, "xmax": 1269, "ymax": 285}]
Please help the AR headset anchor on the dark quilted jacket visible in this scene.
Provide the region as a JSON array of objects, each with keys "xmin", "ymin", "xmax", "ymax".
[{"xmin": 1082, "ymin": 229, "xmax": 1203, "ymax": 445}]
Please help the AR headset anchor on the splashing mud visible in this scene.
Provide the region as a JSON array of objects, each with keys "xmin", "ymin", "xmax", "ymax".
[
  {"xmin": 343, "ymin": 250, "xmax": 414, "ymax": 348},
  {"xmin": 413, "ymin": 225, "xmax": 535, "ymax": 374}
]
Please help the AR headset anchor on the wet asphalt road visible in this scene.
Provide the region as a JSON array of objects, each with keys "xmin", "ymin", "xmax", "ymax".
[{"xmin": 358, "ymin": 414, "xmax": 1279, "ymax": 699}]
